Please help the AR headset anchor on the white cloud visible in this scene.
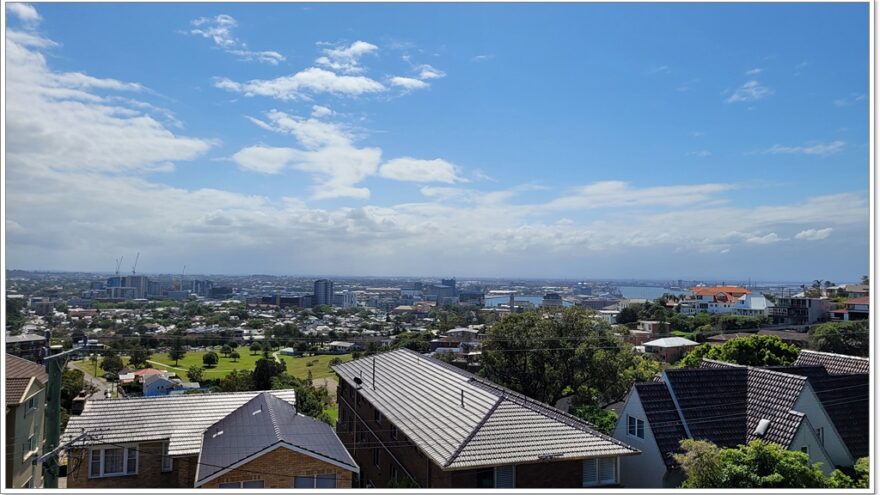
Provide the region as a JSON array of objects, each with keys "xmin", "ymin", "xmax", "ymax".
[
  {"xmin": 190, "ymin": 14, "xmax": 285, "ymax": 65},
  {"xmin": 231, "ymin": 146, "xmax": 297, "ymax": 174},
  {"xmin": 745, "ymin": 68, "xmax": 763, "ymax": 75},
  {"xmin": 471, "ymin": 54, "xmax": 494, "ymax": 62},
  {"xmin": 726, "ymin": 80, "xmax": 773, "ymax": 103},
  {"xmin": 834, "ymin": 93, "xmax": 866, "ymax": 107},
  {"xmin": 542, "ymin": 181, "xmax": 735, "ymax": 210},
  {"xmin": 416, "ymin": 64, "xmax": 445, "ymax": 80},
  {"xmin": 795, "ymin": 228, "xmax": 833, "ymax": 241},
  {"xmin": 765, "ymin": 140, "xmax": 845, "ymax": 157},
  {"xmin": 215, "ymin": 67, "xmax": 385, "ymax": 100},
  {"xmin": 686, "ymin": 150, "xmax": 712, "ymax": 157},
  {"xmin": 379, "ymin": 158, "xmax": 465, "ymax": 184},
  {"xmin": 745, "ymin": 232, "xmax": 783, "ymax": 244},
  {"xmin": 7, "ymin": 3, "xmax": 40, "ymax": 26},
  {"xmin": 311, "ymin": 105, "xmax": 334, "ymax": 118},
  {"xmin": 315, "ymin": 40, "xmax": 378, "ymax": 74},
  {"xmin": 648, "ymin": 65, "xmax": 670, "ymax": 74},
  {"xmin": 389, "ymin": 76, "xmax": 429, "ymax": 90}
]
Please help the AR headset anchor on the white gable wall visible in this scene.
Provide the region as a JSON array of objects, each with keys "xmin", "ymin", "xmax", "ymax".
[
  {"xmin": 611, "ymin": 388, "xmax": 670, "ymax": 488},
  {"xmin": 789, "ymin": 418, "xmax": 835, "ymax": 475},
  {"xmin": 792, "ymin": 383, "xmax": 854, "ymax": 467}
]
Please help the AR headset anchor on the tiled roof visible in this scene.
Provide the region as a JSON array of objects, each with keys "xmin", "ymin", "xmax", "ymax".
[
  {"xmin": 63, "ymin": 390, "xmax": 296, "ymax": 456},
  {"xmin": 793, "ymin": 350, "xmax": 869, "ymax": 375},
  {"xmin": 665, "ymin": 367, "xmax": 748, "ymax": 446},
  {"xmin": 633, "ymin": 382, "xmax": 687, "ymax": 469},
  {"xmin": 5, "ymin": 333, "xmax": 47, "ymax": 344},
  {"xmin": 691, "ymin": 286, "xmax": 751, "ymax": 297},
  {"xmin": 332, "ymin": 348, "xmax": 638, "ymax": 470},
  {"xmin": 195, "ymin": 392, "xmax": 357, "ymax": 485},
  {"xmin": 643, "ymin": 337, "xmax": 698, "ymax": 348},
  {"xmin": 846, "ymin": 297, "xmax": 870, "ymax": 305},
  {"xmin": 6, "ymin": 354, "xmax": 47, "ymax": 405}
]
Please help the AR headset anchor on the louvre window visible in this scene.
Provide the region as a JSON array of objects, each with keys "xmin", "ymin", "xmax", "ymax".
[
  {"xmin": 495, "ymin": 465, "xmax": 515, "ymax": 488},
  {"xmin": 583, "ymin": 458, "xmax": 617, "ymax": 486},
  {"xmin": 582, "ymin": 459, "xmax": 598, "ymax": 486}
]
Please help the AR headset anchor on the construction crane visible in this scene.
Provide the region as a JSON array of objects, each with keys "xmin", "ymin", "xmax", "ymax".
[
  {"xmin": 131, "ymin": 252, "xmax": 140, "ymax": 275},
  {"xmin": 114, "ymin": 256, "xmax": 123, "ymax": 276},
  {"xmin": 180, "ymin": 265, "xmax": 187, "ymax": 291}
]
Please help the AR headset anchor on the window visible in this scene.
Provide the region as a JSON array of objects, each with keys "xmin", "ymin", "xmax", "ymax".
[
  {"xmin": 294, "ymin": 475, "xmax": 336, "ymax": 489},
  {"xmin": 627, "ymin": 415, "xmax": 645, "ymax": 439},
  {"xmin": 88, "ymin": 446, "xmax": 138, "ymax": 478},
  {"xmin": 374, "ymin": 409, "xmax": 383, "ymax": 425},
  {"xmin": 22, "ymin": 434, "xmax": 36, "ymax": 461},
  {"xmin": 495, "ymin": 465, "xmax": 515, "ymax": 488},
  {"xmin": 220, "ymin": 480, "xmax": 264, "ymax": 488},
  {"xmin": 816, "ymin": 427, "xmax": 825, "ymax": 446},
  {"xmin": 583, "ymin": 458, "xmax": 617, "ymax": 486},
  {"xmin": 25, "ymin": 396, "xmax": 37, "ymax": 414},
  {"xmin": 390, "ymin": 425, "xmax": 398, "ymax": 440},
  {"xmin": 477, "ymin": 469, "xmax": 495, "ymax": 488},
  {"xmin": 800, "ymin": 446, "xmax": 809, "ymax": 455},
  {"xmin": 373, "ymin": 448, "xmax": 381, "ymax": 469},
  {"xmin": 161, "ymin": 442, "xmax": 173, "ymax": 472}
]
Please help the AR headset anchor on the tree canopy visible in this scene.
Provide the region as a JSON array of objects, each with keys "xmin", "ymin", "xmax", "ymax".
[
  {"xmin": 481, "ymin": 307, "xmax": 659, "ymax": 407},
  {"xmin": 202, "ymin": 351, "xmax": 219, "ymax": 368},
  {"xmin": 679, "ymin": 335, "xmax": 799, "ymax": 368},
  {"xmin": 127, "ymin": 345, "xmax": 151, "ymax": 369},
  {"xmin": 809, "ymin": 320, "xmax": 868, "ymax": 357}
]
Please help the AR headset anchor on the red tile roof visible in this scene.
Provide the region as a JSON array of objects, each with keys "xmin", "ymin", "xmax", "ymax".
[
  {"xmin": 133, "ymin": 368, "xmax": 164, "ymax": 377},
  {"xmin": 847, "ymin": 297, "xmax": 870, "ymax": 305},
  {"xmin": 691, "ymin": 286, "xmax": 751, "ymax": 297}
]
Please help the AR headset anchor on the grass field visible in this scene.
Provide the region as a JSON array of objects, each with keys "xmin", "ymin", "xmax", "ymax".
[
  {"xmin": 71, "ymin": 357, "xmax": 130, "ymax": 379},
  {"xmin": 147, "ymin": 349, "xmax": 352, "ymax": 381}
]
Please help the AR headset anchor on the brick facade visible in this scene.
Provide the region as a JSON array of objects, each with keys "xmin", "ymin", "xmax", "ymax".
[
  {"xmin": 199, "ymin": 447, "xmax": 353, "ymax": 488},
  {"xmin": 66, "ymin": 442, "xmax": 197, "ymax": 488}
]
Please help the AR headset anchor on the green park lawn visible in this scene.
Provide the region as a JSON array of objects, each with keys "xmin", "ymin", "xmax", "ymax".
[{"xmin": 148, "ymin": 349, "xmax": 353, "ymax": 381}]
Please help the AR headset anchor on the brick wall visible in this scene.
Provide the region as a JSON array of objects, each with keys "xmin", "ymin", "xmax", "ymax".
[
  {"xmin": 66, "ymin": 442, "xmax": 198, "ymax": 488},
  {"xmin": 198, "ymin": 447, "xmax": 353, "ymax": 488}
]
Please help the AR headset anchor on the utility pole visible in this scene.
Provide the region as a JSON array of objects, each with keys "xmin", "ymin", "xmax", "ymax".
[
  {"xmin": 33, "ymin": 430, "xmax": 91, "ymax": 488},
  {"xmin": 42, "ymin": 346, "xmax": 84, "ymax": 488}
]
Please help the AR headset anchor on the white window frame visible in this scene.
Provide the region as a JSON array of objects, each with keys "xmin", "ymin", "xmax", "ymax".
[
  {"xmin": 800, "ymin": 445, "xmax": 810, "ymax": 455},
  {"xmin": 22, "ymin": 433, "xmax": 37, "ymax": 462},
  {"xmin": 583, "ymin": 457, "xmax": 618, "ymax": 487},
  {"xmin": 219, "ymin": 480, "xmax": 264, "ymax": 488},
  {"xmin": 294, "ymin": 475, "xmax": 336, "ymax": 489},
  {"xmin": 627, "ymin": 415, "xmax": 645, "ymax": 439},
  {"xmin": 87, "ymin": 445, "xmax": 139, "ymax": 478},
  {"xmin": 25, "ymin": 396, "xmax": 38, "ymax": 415}
]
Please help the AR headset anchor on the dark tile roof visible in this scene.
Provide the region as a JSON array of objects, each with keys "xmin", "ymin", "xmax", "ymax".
[
  {"xmin": 744, "ymin": 368, "xmax": 806, "ymax": 447},
  {"xmin": 6, "ymin": 354, "xmax": 47, "ymax": 405},
  {"xmin": 633, "ymin": 382, "xmax": 687, "ymax": 469},
  {"xmin": 195, "ymin": 392, "xmax": 358, "ymax": 485},
  {"xmin": 665, "ymin": 367, "xmax": 748, "ymax": 446},
  {"xmin": 793, "ymin": 350, "xmax": 869, "ymax": 375}
]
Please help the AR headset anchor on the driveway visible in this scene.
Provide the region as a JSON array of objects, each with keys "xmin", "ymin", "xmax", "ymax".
[{"xmin": 67, "ymin": 360, "xmax": 109, "ymax": 400}]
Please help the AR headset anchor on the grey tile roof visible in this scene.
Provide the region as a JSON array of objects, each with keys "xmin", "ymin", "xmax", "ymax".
[
  {"xmin": 793, "ymin": 350, "xmax": 869, "ymax": 375},
  {"xmin": 6, "ymin": 334, "xmax": 47, "ymax": 344},
  {"xmin": 6, "ymin": 354, "xmax": 47, "ymax": 405},
  {"xmin": 195, "ymin": 392, "xmax": 357, "ymax": 485},
  {"xmin": 63, "ymin": 390, "xmax": 296, "ymax": 456},
  {"xmin": 332, "ymin": 348, "xmax": 638, "ymax": 470},
  {"xmin": 633, "ymin": 382, "xmax": 687, "ymax": 469}
]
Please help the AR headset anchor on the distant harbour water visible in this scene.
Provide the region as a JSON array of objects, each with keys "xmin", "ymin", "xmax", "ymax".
[{"xmin": 618, "ymin": 286, "xmax": 691, "ymax": 300}]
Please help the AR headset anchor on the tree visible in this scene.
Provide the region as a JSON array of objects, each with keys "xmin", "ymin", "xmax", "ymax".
[
  {"xmin": 616, "ymin": 305, "xmax": 641, "ymax": 325},
  {"xmin": 861, "ymin": 275, "xmax": 869, "ymax": 285},
  {"xmin": 128, "ymin": 346, "xmax": 151, "ymax": 369},
  {"xmin": 827, "ymin": 458, "xmax": 870, "ymax": 488},
  {"xmin": 571, "ymin": 405, "xmax": 617, "ymax": 435},
  {"xmin": 168, "ymin": 334, "xmax": 186, "ymax": 366},
  {"xmin": 809, "ymin": 321, "xmax": 869, "ymax": 357},
  {"xmin": 390, "ymin": 332, "xmax": 433, "ymax": 353},
  {"xmin": 676, "ymin": 439, "xmax": 827, "ymax": 488},
  {"xmin": 679, "ymin": 335, "xmax": 799, "ymax": 368},
  {"xmin": 221, "ymin": 344, "xmax": 232, "ymax": 357},
  {"xmin": 187, "ymin": 366, "xmax": 204, "ymax": 383},
  {"xmin": 250, "ymin": 342, "xmax": 262, "ymax": 355},
  {"xmin": 253, "ymin": 357, "xmax": 286, "ymax": 390},
  {"xmin": 271, "ymin": 373, "xmax": 330, "ymax": 421},
  {"xmin": 229, "ymin": 350, "xmax": 241, "ymax": 362},
  {"xmin": 202, "ymin": 351, "xmax": 219, "ymax": 368},
  {"xmin": 220, "ymin": 369, "xmax": 254, "ymax": 392},
  {"xmin": 100, "ymin": 350, "xmax": 125, "ymax": 380},
  {"xmin": 481, "ymin": 307, "xmax": 658, "ymax": 407}
]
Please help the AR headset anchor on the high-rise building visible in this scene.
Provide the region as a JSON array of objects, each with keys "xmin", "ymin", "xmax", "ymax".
[
  {"xmin": 333, "ymin": 291, "xmax": 358, "ymax": 309},
  {"xmin": 313, "ymin": 279, "xmax": 335, "ymax": 307},
  {"xmin": 441, "ymin": 278, "xmax": 458, "ymax": 296}
]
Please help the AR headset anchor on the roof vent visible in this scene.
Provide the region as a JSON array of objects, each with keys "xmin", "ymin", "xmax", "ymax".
[
  {"xmin": 754, "ymin": 419, "xmax": 771, "ymax": 437},
  {"xmin": 212, "ymin": 429, "xmax": 224, "ymax": 439},
  {"xmin": 252, "ymin": 406, "xmax": 262, "ymax": 416}
]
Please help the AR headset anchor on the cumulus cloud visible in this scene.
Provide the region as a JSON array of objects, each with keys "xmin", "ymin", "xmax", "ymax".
[
  {"xmin": 7, "ymin": 3, "xmax": 41, "ymax": 26},
  {"xmin": 190, "ymin": 14, "xmax": 285, "ymax": 65},
  {"xmin": 795, "ymin": 228, "xmax": 833, "ymax": 241},
  {"xmin": 379, "ymin": 158, "xmax": 465, "ymax": 183},
  {"xmin": 416, "ymin": 64, "xmax": 446, "ymax": 80},
  {"xmin": 215, "ymin": 67, "xmax": 385, "ymax": 100},
  {"xmin": 765, "ymin": 140, "xmax": 845, "ymax": 157},
  {"xmin": 311, "ymin": 105, "xmax": 334, "ymax": 118},
  {"xmin": 543, "ymin": 181, "xmax": 735, "ymax": 210},
  {"xmin": 726, "ymin": 80, "xmax": 773, "ymax": 103},
  {"xmin": 745, "ymin": 232, "xmax": 783, "ymax": 244},
  {"xmin": 389, "ymin": 76, "xmax": 429, "ymax": 90},
  {"xmin": 315, "ymin": 40, "xmax": 378, "ymax": 74},
  {"xmin": 231, "ymin": 146, "xmax": 297, "ymax": 174}
]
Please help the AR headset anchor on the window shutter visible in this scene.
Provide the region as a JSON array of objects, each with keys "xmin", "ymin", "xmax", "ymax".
[
  {"xmin": 495, "ymin": 465, "xmax": 515, "ymax": 488},
  {"xmin": 599, "ymin": 457, "xmax": 616, "ymax": 484},
  {"xmin": 582, "ymin": 459, "xmax": 598, "ymax": 486}
]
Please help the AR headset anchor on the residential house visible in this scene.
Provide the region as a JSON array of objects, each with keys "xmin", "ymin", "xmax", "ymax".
[
  {"xmin": 333, "ymin": 348, "xmax": 639, "ymax": 489},
  {"xmin": 641, "ymin": 337, "xmax": 698, "ymax": 362},
  {"xmin": 679, "ymin": 286, "xmax": 751, "ymax": 315},
  {"xmin": 830, "ymin": 297, "xmax": 869, "ymax": 321},
  {"xmin": 844, "ymin": 284, "xmax": 869, "ymax": 299},
  {"xmin": 638, "ymin": 321, "xmax": 670, "ymax": 336},
  {"xmin": 143, "ymin": 373, "xmax": 199, "ymax": 397},
  {"xmin": 6, "ymin": 354, "xmax": 48, "ymax": 488},
  {"xmin": 5, "ymin": 333, "xmax": 47, "ymax": 361},
  {"xmin": 62, "ymin": 390, "xmax": 356, "ymax": 488},
  {"xmin": 612, "ymin": 351, "xmax": 867, "ymax": 488},
  {"xmin": 769, "ymin": 297, "xmax": 832, "ymax": 325},
  {"xmin": 326, "ymin": 341, "xmax": 360, "ymax": 354},
  {"xmin": 733, "ymin": 294, "xmax": 773, "ymax": 317}
]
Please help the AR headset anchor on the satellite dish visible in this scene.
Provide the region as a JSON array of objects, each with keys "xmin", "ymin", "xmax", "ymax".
[{"xmin": 353, "ymin": 377, "xmax": 363, "ymax": 388}]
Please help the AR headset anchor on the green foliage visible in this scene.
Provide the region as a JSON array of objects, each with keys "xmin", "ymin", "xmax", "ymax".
[
  {"xmin": 219, "ymin": 369, "xmax": 254, "ymax": 392},
  {"xmin": 249, "ymin": 342, "xmax": 262, "ymax": 355},
  {"xmin": 253, "ymin": 357, "xmax": 286, "ymax": 390},
  {"xmin": 571, "ymin": 405, "xmax": 617, "ymax": 435},
  {"xmin": 827, "ymin": 458, "xmax": 870, "ymax": 488},
  {"xmin": 186, "ymin": 366, "xmax": 204, "ymax": 383},
  {"xmin": 679, "ymin": 335, "xmax": 799, "ymax": 368},
  {"xmin": 100, "ymin": 350, "xmax": 124, "ymax": 379},
  {"xmin": 391, "ymin": 332, "xmax": 433, "ymax": 353},
  {"xmin": 809, "ymin": 321, "xmax": 868, "ymax": 357},
  {"xmin": 717, "ymin": 315, "xmax": 769, "ymax": 331},
  {"xmin": 616, "ymin": 305, "xmax": 641, "ymax": 324},
  {"xmin": 270, "ymin": 373, "xmax": 330, "ymax": 422},
  {"xmin": 221, "ymin": 344, "xmax": 232, "ymax": 357},
  {"xmin": 677, "ymin": 440, "xmax": 827, "ymax": 488},
  {"xmin": 435, "ymin": 351, "xmax": 455, "ymax": 363},
  {"xmin": 5, "ymin": 297, "xmax": 26, "ymax": 333},
  {"xmin": 481, "ymin": 307, "xmax": 659, "ymax": 407},
  {"xmin": 202, "ymin": 351, "xmax": 219, "ymax": 368},
  {"xmin": 229, "ymin": 350, "xmax": 241, "ymax": 362},
  {"xmin": 168, "ymin": 334, "xmax": 186, "ymax": 366},
  {"xmin": 127, "ymin": 346, "xmax": 151, "ymax": 369}
]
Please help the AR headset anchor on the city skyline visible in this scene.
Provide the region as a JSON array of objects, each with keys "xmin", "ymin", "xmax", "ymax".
[{"xmin": 4, "ymin": 2, "xmax": 870, "ymax": 280}]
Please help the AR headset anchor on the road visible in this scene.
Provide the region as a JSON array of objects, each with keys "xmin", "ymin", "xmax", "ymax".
[{"xmin": 67, "ymin": 360, "xmax": 109, "ymax": 400}]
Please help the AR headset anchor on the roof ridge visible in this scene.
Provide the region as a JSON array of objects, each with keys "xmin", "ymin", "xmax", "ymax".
[
  {"xmin": 261, "ymin": 392, "xmax": 284, "ymax": 441},
  {"xmin": 799, "ymin": 349, "xmax": 869, "ymax": 362},
  {"xmin": 443, "ymin": 395, "xmax": 504, "ymax": 468}
]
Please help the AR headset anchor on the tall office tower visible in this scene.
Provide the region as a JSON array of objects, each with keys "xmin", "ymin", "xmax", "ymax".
[{"xmin": 313, "ymin": 279, "xmax": 335, "ymax": 307}]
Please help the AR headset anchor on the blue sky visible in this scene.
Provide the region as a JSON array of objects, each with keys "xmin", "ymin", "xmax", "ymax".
[{"xmin": 4, "ymin": 2, "xmax": 870, "ymax": 281}]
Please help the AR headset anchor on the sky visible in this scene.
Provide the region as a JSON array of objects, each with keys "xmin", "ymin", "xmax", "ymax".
[{"xmin": 3, "ymin": 2, "xmax": 871, "ymax": 281}]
